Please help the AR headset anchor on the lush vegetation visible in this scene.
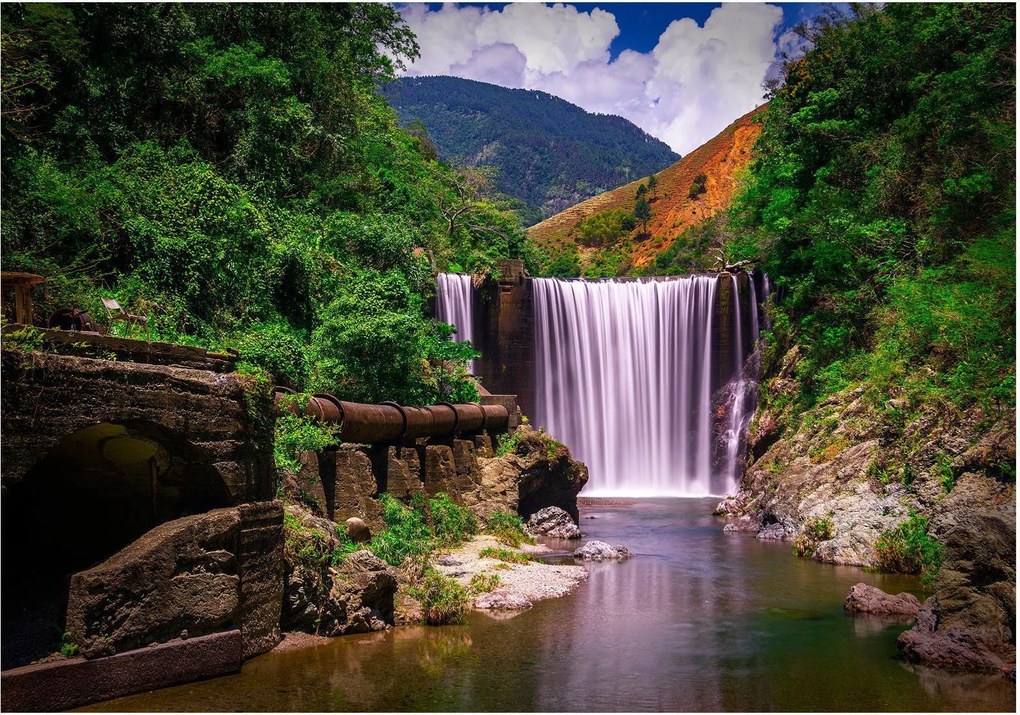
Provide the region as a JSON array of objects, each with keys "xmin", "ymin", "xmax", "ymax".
[
  {"xmin": 409, "ymin": 567, "xmax": 469, "ymax": 625},
  {"xmin": 874, "ymin": 513, "xmax": 944, "ymax": 586},
  {"xmin": 383, "ymin": 76, "xmax": 678, "ymax": 225},
  {"xmin": 575, "ymin": 209, "xmax": 636, "ymax": 248},
  {"xmin": 477, "ymin": 547, "xmax": 531, "ymax": 565},
  {"xmin": 1, "ymin": 4, "xmax": 533, "ymax": 405},
  {"xmin": 728, "ymin": 4, "xmax": 1015, "ymax": 415},
  {"xmin": 369, "ymin": 493, "xmax": 478, "ymax": 567},
  {"xmin": 486, "ymin": 511, "xmax": 534, "ymax": 548}
]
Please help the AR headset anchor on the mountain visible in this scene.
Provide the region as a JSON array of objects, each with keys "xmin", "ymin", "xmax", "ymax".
[
  {"xmin": 381, "ymin": 76, "xmax": 679, "ymax": 225},
  {"xmin": 528, "ymin": 106, "xmax": 765, "ymax": 275}
]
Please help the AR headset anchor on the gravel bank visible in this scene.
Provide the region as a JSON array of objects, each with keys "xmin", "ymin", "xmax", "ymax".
[{"xmin": 432, "ymin": 535, "xmax": 588, "ymax": 613}]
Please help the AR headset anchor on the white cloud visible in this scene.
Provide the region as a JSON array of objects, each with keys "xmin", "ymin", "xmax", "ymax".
[{"xmin": 396, "ymin": 2, "xmax": 795, "ymax": 154}]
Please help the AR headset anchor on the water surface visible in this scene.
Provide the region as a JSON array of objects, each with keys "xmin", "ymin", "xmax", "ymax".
[{"xmin": 85, "ymin": 499, "xmax": 1014, "ymax": 711}]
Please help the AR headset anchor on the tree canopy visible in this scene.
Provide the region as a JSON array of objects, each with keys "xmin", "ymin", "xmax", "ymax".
[{"xmin": 1, "ymin": 3, "xmax": 530, "ymax": 404}]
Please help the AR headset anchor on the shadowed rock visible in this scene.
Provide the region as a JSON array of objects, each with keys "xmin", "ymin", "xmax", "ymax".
[{"xmin": 844, "ymin": 583, "xmax": 920, "ymax": 617}]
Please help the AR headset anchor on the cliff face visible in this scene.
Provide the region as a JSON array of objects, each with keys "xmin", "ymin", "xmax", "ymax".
[
  {"xmin": 528, "ymin": 106, "xmax": 764, "ymax": 270},
  {"xmin": 719, "ymin": 345, "xmax": 1016, "ymax": 675}
]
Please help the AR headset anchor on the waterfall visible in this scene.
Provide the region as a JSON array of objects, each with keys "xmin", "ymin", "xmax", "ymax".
[
  {"xmin": 532, "ymin": 276, "xmax": 714, "ymax": 495},
  {"xmin": 719, "ymin": 275, "xmax": 760, "ymax": 492},
  {"xmin": 434, "ymin": 270, "xmax": 765, "ymax": 497},
  {"xmin": 435, "ymin": 273, "xmax": 476, "ymax": 371}
]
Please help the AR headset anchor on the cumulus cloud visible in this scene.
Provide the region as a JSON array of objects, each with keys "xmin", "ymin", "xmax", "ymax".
[{"xmin": 396, "ymin": 2, "xmax": 798, "ymax": 154}]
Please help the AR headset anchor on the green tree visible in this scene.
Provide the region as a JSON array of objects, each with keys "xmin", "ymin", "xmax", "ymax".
[
  {"xmin": 728, "ymin": 3, "xmax": 1015, "ymax": 410},
  {"xmin": 633, "ymin": 198, "xmax": 652, "ymax": 233},
  {"xmin": 647, "ymin": 173, "xmax": 659, "ymax": 198}
]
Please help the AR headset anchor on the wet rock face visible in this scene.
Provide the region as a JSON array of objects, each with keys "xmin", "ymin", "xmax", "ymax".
[
  {"xmin": 897, "ymin": 475, "xmax": 1016, "ymax": 674},
  {"xmin": 527, "ymin": 506, "xmax": 582, "ymax": 539},
  {"xmin": 844, "ymin": 583, "xmax": 920, "ymax": 617},
  {"xmin": 573, "ymin": 541, "xmax": 630, "ymax": 561},
  {"xmin": 67, "ymin": 509, "xmax": 240, "ymax": 659}
]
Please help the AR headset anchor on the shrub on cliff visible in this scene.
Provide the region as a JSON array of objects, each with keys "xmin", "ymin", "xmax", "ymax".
[{"xmin": 874, "ymin": 514, "xmax": 944, "ymax": 586}]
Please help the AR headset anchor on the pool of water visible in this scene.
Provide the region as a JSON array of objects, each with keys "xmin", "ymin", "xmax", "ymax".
[{"xmin": 84, "ymin": 499, "xmax": 1014, "ymax": 711}]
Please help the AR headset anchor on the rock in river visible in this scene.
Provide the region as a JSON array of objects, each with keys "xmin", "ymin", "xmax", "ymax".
[
  {"xmin": 528, "ymin": 506, "xmax": 582, "ymax": 539},
  {"xmin": 844, "ymin": 583, "xmax": 920, "ymax": 617},
  {"xmin": 573, "ymin": 541, "xmax": 631, "ymax": 561}
]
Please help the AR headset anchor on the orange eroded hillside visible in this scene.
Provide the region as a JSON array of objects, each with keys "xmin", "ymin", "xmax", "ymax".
[{"xmin": 528, "ymin": 105, "xmax": 765, "ymax": 269}]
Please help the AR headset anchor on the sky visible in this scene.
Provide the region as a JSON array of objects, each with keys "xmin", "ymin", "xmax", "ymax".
[{"xmin": 393, "ymin": 2, "xmax": 835, "ymax": 155}]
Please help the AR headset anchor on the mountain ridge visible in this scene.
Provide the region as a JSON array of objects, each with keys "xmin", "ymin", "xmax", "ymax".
[{"xmin": 382, "ymin": 76, "xmax": 679, "ymax": 224}]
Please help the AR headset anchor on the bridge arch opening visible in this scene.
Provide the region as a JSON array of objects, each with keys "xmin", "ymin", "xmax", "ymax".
[{"xmin": 1, "ymin": 421, "xmax": 231, "ymax": 668}]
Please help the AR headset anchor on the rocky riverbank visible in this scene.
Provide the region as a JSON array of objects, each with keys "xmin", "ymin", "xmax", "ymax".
[
  {"xmin": 718, "ymin": 346, "xmax": 1016, "ymax": 676},
  {"xmin": 278, "ymin": 426, "xmax": 591, "ymax": 637}
]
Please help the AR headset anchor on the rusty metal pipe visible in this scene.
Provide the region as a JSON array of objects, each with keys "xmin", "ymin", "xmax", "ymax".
[
  {"xmin": 452, "ymin": 403, "xmax": 485, "ymax": 434},
  {"xmin": 273, "ymin": 389, "xmax": 510, "ymax": 443}
]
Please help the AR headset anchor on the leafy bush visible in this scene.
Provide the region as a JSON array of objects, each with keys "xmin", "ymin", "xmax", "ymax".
[
  {"xmin": 369, "ymin": 493, "xmax": 434, "ymax": 567},
  {"xmin": 575, "ymin": 209, "xmax": 635, "ymax": 247},
  {"xmin": 369, "ymin": 492, "xmax": 477, "ymax": 567},
  {"xmin": 428, "ymin": 493, "xmax": 479, "ymax": 548},
  {"xmin": 469, "ymin": 572, "xmax": 501, "ymax": 595},
  {"xmin": 273, "ymin": 411, "xmax": 340, "ymax": 474},
  {"xmin": 486, "ymin": 511, "xmax": 534, "ymax": 547},
  {"xmin": 409, "ymin": 568, "xmax": 469, "ymax": 625},
  {"xmin": 478, "ymin": 547, "xmax": 530, "ymax": 564},
  {"xmin": 792, "ymin": 517, "xmax": 835, "ymax": 557},
  {"xmin": 874, "ymin": 513, "xmax": 944, "ymax": 586},
  {"xmin": 687, "ymin": 173, "xmax": 707, "ymax": 199}
]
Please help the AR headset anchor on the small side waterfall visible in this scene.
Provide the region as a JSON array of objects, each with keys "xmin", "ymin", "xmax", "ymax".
[
  {"xmin": 435, "ymin": 273, "xmax": 476, "ymax": 371},
  {"xmin": 718, "ymin": 275, "xmax": 759, "ymax": 489}
]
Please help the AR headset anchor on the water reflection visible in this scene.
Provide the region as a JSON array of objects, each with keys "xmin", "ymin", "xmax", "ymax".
[{"xmin": 83, "ymin": 499, "xmax": 1014, "ymax": 712}]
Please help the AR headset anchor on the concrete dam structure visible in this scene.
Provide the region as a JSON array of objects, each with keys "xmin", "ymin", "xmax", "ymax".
[{"xmin": 434, "ymin": 262, "xmax": 769, "ymax": 496}]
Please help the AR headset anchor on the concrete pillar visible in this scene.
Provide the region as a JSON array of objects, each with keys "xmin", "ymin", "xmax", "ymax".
[{"xmin": 475, "ymin": 260, "xmax": 536, "ymax": 419}]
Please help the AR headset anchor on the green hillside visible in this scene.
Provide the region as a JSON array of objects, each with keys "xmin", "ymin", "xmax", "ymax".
[{"xmin": 382, "ymin": 76, "xmax": 679, "ymax": 225}]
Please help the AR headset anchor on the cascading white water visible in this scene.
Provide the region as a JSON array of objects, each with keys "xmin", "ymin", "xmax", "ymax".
[
  {"xmin": 435, "ymin": 270, "xmax": 766, "ymax": 497},
  {"xmin": 719, "ymin": 275, "xmax": 760, "ymax": 489},
  {"xmin": 435, "ymin": 273, "xmax": 476, "ymax": 371},
  {"xmin": 532, "ymin": 276, "xmax": 727, "ymax": 496}
]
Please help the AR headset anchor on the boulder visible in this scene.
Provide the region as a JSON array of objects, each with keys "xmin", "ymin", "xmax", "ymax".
[
  {"xmin": 281, "ymin": 508, "xmax": 396, "ymax": 637},
  {"xmin": 344, "ymin": 517, "xmax": 371, "ymax": 543},
  {"xmin": 319, "ymin": 551, "xmax": 397, "ymax": 636},
  {"xmin": 573, "ymin": 541, "xmax": 630, "ymax": 561},
  {"xmin": 897, "ymin": 474, "xmax": 1015, "ymax": 674},
  {"xmin": 67, "ymin": 509, "xmax": 241, "ymax": 659},
  {"xmin": 844, "ymin": 583, "xmax": 920, "ymax": 617},
  {"xmin": 527, "ymin": 506, "xmax": 581, "ymax": 539},
  {"xmin": 474, "ymin": 591, "xmax": 533, "ymax": 611}
]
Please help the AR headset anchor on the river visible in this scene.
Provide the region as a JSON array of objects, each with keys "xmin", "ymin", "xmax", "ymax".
[{"xmin": 82, "ymin": 499, "xmax": 1014, "ymax": 712}]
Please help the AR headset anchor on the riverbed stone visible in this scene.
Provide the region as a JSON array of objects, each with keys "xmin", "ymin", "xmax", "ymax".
[
  {"xmin": 573, "ymin": 541, "xmax": 630, "ymax": 561},
  {"xmin": 475, "ymin": 590, "xmax": 533, "ymax": 611},
  {"xmin": 527, "ymin": 506, "xmax": 582, "ymax": 539},
  {"xmin": 844, "ymin": 583, "xmax": 920, "ymax": 617}
]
